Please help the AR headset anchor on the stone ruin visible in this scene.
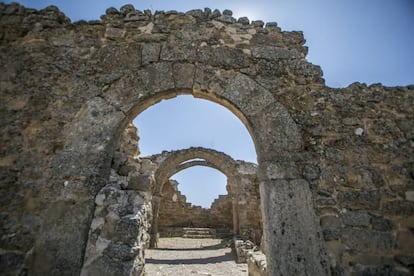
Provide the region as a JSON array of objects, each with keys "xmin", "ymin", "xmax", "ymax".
[
  {"xmin": 0, "ymin": 2, "xmax": 413, "ymax": 275},
  {"xmin": 147, "ymin": 148, "xmax": 261, "ymax": 244}
]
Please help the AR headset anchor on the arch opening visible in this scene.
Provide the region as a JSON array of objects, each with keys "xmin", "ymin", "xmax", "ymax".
[
  {"xmin": 80, "ymin": 70, "xmax": 326, "ymax": 275},
  {"xmin": 5, "ymin": 6, "xmax": 333, "ymax": 273},
  {"xmin": 123, "ymin": 93, "xmax": 259, "ymax": 250},
  {"xmin": 170, "ymin": 166, "xmax": 227, "ymax": 209},
  {"xmin": 133, "ymin": 94, "xmax": 257, "ymax": 163},
  {"xmin": 158, "ymin": 166, "xmax": 234, "ymax": 239}
]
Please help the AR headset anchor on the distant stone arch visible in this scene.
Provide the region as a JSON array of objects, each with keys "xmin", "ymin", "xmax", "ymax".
[
  {"xmin": 148, "ymin": 147, "xmax": 245, "ymax": 246},
  {"xmin": 151, "ymin": 147, "xmax": 240, "ymax": 192},
  {"xmin": 174, "ymin": 159, "xmax": 219, "ymax": 174}
]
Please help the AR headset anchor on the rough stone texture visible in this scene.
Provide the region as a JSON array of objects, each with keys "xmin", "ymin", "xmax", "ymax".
[
  {"xmin": 233, "ymin": 236, "xmax": 267, "ymax": 276},
  {"xmin": 81, "ymin": 123, "xmax": 153, "ymax": 275},
  {"xmin": 1, "ymin": 3, "xmax": 413, "ymax": 276},
  {"xmin": 158, "ymin": 180, "xmax": 234, "ymax": 231},
  {"xmin": 80, "ymin": 184, "xmax": 149, "ymax": 276},
  {"xmin": 150, "ymin": 148, "xmax": 262, "ymax": 244},
  {"xmin": 247, "ymin": 250, "xmax": 267, "ymax": 276}
]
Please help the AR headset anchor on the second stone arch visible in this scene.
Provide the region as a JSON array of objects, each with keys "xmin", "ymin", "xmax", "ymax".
[{"xmin": 147, "ymin": 147, "xmax": 262, "ymax": 247}]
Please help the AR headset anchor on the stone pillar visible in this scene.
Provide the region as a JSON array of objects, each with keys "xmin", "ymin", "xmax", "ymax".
[
  {"xmin": 259, "ymin": 161, "xmax": 330, "ymax": 275},
  {"xmin": 228, "ymin": 177, "xmax": 240, "ymax": 235},
  {"xmin": 150, "ymin": 194, "xmax": 162, "ymax": 248},
  {"xmin": 232, "ymin": 196, "xmax": 240, "ymax": 235}
]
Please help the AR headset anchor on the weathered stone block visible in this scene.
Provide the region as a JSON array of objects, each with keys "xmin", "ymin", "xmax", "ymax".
[
  {"xmin": 97, "ymin": 43, "xmax": 142, "ymax": 71},
  {"xmin": 337, "ymin": 190, "xmax": 380, "ymax": 210},
  {"xmin": 302, "ymin": 164, "xmax": 321, "ymax": 181},
  {"xmin": 323, "ymin": 229, "xmax": 340, "ymax": 241},
  {"xmin": 142, "ymin": 43, "xmax": 161, "ymax": 65},
  {"xmin": 341, "ymin": 211, "xmax": 371, "ymax": 227},
  {"xmin": 325, "ymin": 240, "xmax": 345, "ymax": 267},
  {"xmin": 317, "ymin": 188, "xmax": 334, "ymax": 197},
  {"xmin": 317, "ymin": 198, "xmax": 337, "ymax": 206},
  {"xmin": 238, "ymin": 17, "xmax": 249, "ymax": 25},
  {"xmin": 266, "ymin": 162, "xmax": 300, "ymax": 180},
  {"xmin": 216, "ymin": 14, "xmax": 236, "ymax": 23},
  {"xmin": 397, "ymin": 231, "xmax": 414, "ymax": 254},
  {"xmin": 406, "ymin": 191, "xmax": 414, "ymax": 202},
  {"xmin": 399, "ymin": 215, "xmax": 414, "ymax": 229},
  {"xmin": 132, "ymin": 33, "xmax": 167, "ymax": 42},
  {"xmin": 128, "ymin": 173, "xmax": 153, "ymax": 191},
  {"xmin": 160, "ymin": 41, "xmax": 196, "ymax": 61},
  {"xmin": 320, "ymin": 215, "xmax": 341, "ymax": 230},
  {"xmin": 120, "ymin": 4, "xmax": 135, "ymax": 15},
  {"xmin": 247, "ymin": 250, "xmax": 267, "ymax": 276},
  {"xmin": 383, "ymin": 200, "xmax": 414, "ymax": 216},
  {"xmin": 0, "ymin": 252, "xmax": 24, "ymax": 274},
  {"xmin": 341, "ymin": 228, "xmax": 395, "ymax": 252},
  {"xmin": 252, "ymin": 46, "xmax": 300, "ymax": 60},
  {"xmin": 354, "ymin": 265, "xmax": 409, "ymax": 276},
  {"xmin": 104, "ymin": 243, "xmax": 139, "ymax": 261},
  {"xmin": 351, "ymin": 254, "xmax": 395, "ymax": 268},
  {"xmin": 197, "ymin": 46, "xmax": 250, "ymax": 69},
  {"xmin": 256, "ymin": 59, "xmax": 285, "ymax": 77},
  {"xmin": 81, "ymin": 253, "xmax": 142, "ymax": 276},
  {"xmin": 113, "ymin": 215, "xmax": 142, "ymax": 246},
  {"xmin": 371, "ymin": 217, "xmax": 394, "ymax": 231},
  {"xmin": 394, "ymin": 255, "xmax": 414, "ymax": 268},
  {"xmin": 173, "ymin": 63, "xmax": 195, "ymax": 88},
  {"xmin": 105, "ymin": 27, "xmax": 126, "ymax": 40}
]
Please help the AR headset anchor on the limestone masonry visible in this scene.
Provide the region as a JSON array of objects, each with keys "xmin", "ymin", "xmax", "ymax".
[
  {"xmin": 148, "ymin": 148, "xmax": 261, "ymax": 244},
  {"xmin": 0, "ymin": 2, "xmax": 413, "ymax": 275}
]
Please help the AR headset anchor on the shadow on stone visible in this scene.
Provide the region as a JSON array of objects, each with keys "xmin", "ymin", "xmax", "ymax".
[{"xmin": 145, "ymin": 252, "xmax": 235, "ymax": 265}]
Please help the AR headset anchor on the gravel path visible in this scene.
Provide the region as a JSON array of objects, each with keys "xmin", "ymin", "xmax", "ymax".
[{"xmin": 144, "ymin": 238, "xmax": 248, "ymax": 276}]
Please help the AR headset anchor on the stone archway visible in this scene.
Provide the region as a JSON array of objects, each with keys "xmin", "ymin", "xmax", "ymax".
[
  {"xmin": 1, "ymin": 5, "xmax": 331, "ymax": 274},
  {"xmin": 46, "ymin": 66, "xmax": 328, "ymax": 274},
  {"xmin": 147, "ymin": 147, "xmax": 249, "ymax": 247}
]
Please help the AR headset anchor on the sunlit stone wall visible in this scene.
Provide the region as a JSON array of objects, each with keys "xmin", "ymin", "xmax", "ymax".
[{"xmin": 1, "ymin": 2, "xmax": 413, "ymax": 275}]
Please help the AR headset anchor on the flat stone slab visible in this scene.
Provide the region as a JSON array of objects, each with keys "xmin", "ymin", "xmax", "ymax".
[{"xmin": 145, "ymin": 238, "xmax": 248, "ymax": 275}]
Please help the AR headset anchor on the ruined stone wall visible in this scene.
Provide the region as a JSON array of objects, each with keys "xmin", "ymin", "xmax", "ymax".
[
  {"xmin": 210, "ymin": 194, "xmax": 233, "ymax": 229},
  {"xmin": 158, "ymin": 179, "xmax": 212, "ymax": 229},
  {"xmin": 275, "ymin": 83, "xmax": 414, "ymax": 274},
  {"xmin": 151, "ymin": 149, "xmax": 262, "ymax": 242},
  {"xmin": 158, "ymin": 179, "xmax": 233, "ymax": 232},
  {"xmin": 81, "ymin": 123, "xmax": 153, "ymax": 275},
  {"xmin": 0, "ymin": 2, "xmax": 412, "ymax": 275},
  {"xmin": 158, "ymin": 180, "xmax": 192, "ymax": 229}
]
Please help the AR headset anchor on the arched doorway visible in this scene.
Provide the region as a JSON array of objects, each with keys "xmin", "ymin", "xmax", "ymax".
[
  {"xmin": 158, "ymin": 167, "xmax": 233, "ymax": 238},
  {"xmin": 36, "ymin": 64, "xmax": 329, "ymax": 275},
  {"xmin": 148, "ymin": 147, "xmax": 244, "ymax": 247}
]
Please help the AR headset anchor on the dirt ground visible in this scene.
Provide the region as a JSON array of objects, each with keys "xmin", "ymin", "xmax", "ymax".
[{"xmin": 144, "ymin": 238, "xmax": 248, "ymax": 276}]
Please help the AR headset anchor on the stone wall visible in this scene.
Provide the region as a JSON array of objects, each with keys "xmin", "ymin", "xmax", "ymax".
[
  {"xmin": 158, "ymin": 179, "xmax": 233, "ymax": 232},
  {"xmin": 149, "ymin": 148, "xmax": 262, "ymax": 243},
  {"xmin": 1, "ymin": 3, "xmax": 413, "ymax": 275},
  {"xmin": 81, "ymin": 123, "xmax": 153, "ymax": 275},
  {"xmin": 210, "ymin": 194, "xmax": 234, "ymax": 230},
  {"xmin": 274, "ymin": 83, "xmax": 414, "ymax": 275},
  {"xmin": 236, "ymin": 161, "xmax": 262, "ymax": 243}
]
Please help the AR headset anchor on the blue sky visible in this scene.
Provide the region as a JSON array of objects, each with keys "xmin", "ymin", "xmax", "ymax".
[
  {"xmin": 7, "ymin": 0, "xmax": 414, "ymax": 207},
  {"xmin": 135, "ymin": 96, "xmax": 251, "ymax": 207}
]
